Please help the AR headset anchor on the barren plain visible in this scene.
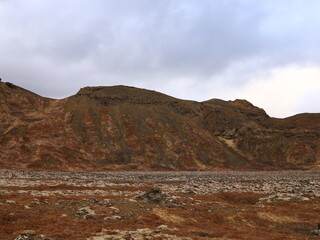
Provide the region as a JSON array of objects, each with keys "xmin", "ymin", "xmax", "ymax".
[{"xmin": 1, "ymin": 170, "xmax": 320, "ymax": 240}]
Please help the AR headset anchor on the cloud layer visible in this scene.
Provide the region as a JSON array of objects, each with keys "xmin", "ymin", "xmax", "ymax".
[{"xmin": 0, "ymin": 0, "xmax": 319, "ymax": 117}]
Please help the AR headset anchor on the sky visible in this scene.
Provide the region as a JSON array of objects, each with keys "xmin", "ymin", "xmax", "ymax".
[{"xmin": 0, "ymin": 0, "xmax": 319, "ymax": 118}]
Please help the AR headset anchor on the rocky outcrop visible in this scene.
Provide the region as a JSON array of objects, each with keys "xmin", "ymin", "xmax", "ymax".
[{"xmin": 0, "ymin": 81, "xmax": 319, "ymax": 171}]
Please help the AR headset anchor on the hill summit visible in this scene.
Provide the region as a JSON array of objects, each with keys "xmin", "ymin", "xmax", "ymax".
[{"xmin": 0, "ymin": 81, "xmax": 319, "ymax": 171}]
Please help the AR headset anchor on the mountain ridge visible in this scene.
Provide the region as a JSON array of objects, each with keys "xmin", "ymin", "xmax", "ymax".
[{"xmin": 1, "ymin": 81, "xmax": 319, "ymax": 171}]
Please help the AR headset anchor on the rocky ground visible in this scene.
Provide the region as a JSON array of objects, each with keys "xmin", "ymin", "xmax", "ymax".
[{"xmin": 1, "ymin": 170, "xmax": 320, "ymax": 240}]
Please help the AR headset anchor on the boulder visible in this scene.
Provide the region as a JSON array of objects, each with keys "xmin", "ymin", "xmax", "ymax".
[
  {"xmin": 137, "ymin": 189, "xmax": 167, "ymax": 203},
  {"xmin": 14, "ymin": 230, "xmax": 36, "ymax": 240}
]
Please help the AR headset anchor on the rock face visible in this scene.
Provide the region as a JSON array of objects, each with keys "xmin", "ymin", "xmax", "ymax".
[{"xmin": 0, "ymin": 81, "xmax": 320, "ymax": 171}]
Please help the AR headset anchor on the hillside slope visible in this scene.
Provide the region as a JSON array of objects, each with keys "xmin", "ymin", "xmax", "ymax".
[{"xmin": 0, "ymin": 81, "xmax": 319, "ymax": 171}]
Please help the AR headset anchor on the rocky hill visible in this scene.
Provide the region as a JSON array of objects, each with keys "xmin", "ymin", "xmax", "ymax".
[{"xmin": 0, "ymin": 81, "xmax": 319, "ymax": 171}]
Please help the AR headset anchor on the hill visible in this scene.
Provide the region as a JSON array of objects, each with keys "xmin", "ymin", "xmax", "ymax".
[{"xmin": 0, "ymin": 81, "xmax": 319, "ymax": 171}]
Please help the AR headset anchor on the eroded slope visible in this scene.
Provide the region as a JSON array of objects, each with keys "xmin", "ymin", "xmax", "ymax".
[{"xmin": 0, "ymin": 82, "xmax": 319, "ymax": 170}]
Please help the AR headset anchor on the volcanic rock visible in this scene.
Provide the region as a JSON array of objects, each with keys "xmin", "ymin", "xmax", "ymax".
[
  {"xmin": 14, "ymin": 230, "xmax": 36, "ymax": 240},
  {"xmin": 137, "ymin": 189, "xmax": 167, "ymax": 203},
  {"xmin": 312, "ymin": 223, "xmax": 320, "ymax": 236}
]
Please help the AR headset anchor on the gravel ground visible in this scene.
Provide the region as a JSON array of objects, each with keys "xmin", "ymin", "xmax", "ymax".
[
  {"xmin": 1, "ymin": 170, "xmax": 320, "ymax": 240},
  {"xmin": 1, "ymin": 169, "xmax": 320, "ymax": 196}
]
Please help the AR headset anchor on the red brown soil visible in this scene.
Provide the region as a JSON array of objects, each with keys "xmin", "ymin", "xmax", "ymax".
[{"xmin": 1, "ymin": 190, "xmax": 320, "ymax": 240}]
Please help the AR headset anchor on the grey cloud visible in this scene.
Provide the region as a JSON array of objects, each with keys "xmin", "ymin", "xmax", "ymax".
[{"xmin": 0, "ymin": 0, "xmax": 319, "ymax": 109}]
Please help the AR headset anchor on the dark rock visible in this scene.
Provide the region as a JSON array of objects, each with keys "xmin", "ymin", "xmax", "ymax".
[
  {"xmin": 100, "ymin": 199, "xmax": 112, "ymax": 206},
  {"xmin": 185, "ymin": 189, "xmax": 194, "ymax": 195},
  {"xmin": 312, "ymin": 223, "xmax": 320, "ymax": 235},
  {"xmin": 312, "ymin": 229, "xmax": 320, "ymax": 236},
  {"xmin": 87, "ymin": 197, "xmax": 99, "ymax": 203},
  {"xmin": 137, "ymin": 189, "xmax": 167, "ymax": 203},
  {"xmin": 76, "ymin": 207, "xmax": 90, "ymax": 216},
  {"xmin": 14, "ymin": 230, "xmax": 36, "ymax": 240}
]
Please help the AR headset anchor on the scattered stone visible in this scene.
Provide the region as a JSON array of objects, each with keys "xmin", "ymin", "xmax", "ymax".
[
  {"xmin": 185, "ymin": 189, "xmax": 194, "ymax": 195},
  {"xmin": 157, "ymin": 224, "xmax": 178, "ymax": 231},
  {"xmin": 88, "ymin": 197, "xmax": 99, "ymax": 203},
  {"xmin": 31, "ymin": 199, "xmax": 41, "ymax": 205},
  {"xmin": 88, "ymin": 228, "xmax": 192, "ymax": 240},
  {"xmin": 76, "ymin": 206, "xmax": 95, "ymax": 217},
  {"xmin": 109, "ymin": 206, "xmax": 120, "ymax": 213},
  {"xmin": 23, "ymin": 230, "xmax": 37, "ymax": 236},
  {"xmin": 258, "ymin": 193, "xmax": 311, "ymax": 204},
  {"xmin": 311, "ymin": 223, "xmax": 320, "ymax": 236},
  {"xmin": 312, "ymin": 229, "xmax": 320, "ymax": 236},
  {"xmin": 36, "ymin": 234, "xmax": 55, "ymax": 240},
  {"xmin": 100, "ymin": 199, "xmax": 111, "ymax": 206},
  {"xmin": 6, "ymin": 200, "xmax": 16, "ymax": 204},
  {"xmin": 105, "ymin": 215, "xmax": 121, "ymax": 220},
  {"xmin": 76, "ymin": 208, "xmax": 90, "ymax": 216}
]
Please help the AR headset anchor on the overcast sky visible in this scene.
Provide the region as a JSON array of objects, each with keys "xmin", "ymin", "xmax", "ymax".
[{"xmin": 0, "ymin": 0, "xmax": 319, "ymax": 118}]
